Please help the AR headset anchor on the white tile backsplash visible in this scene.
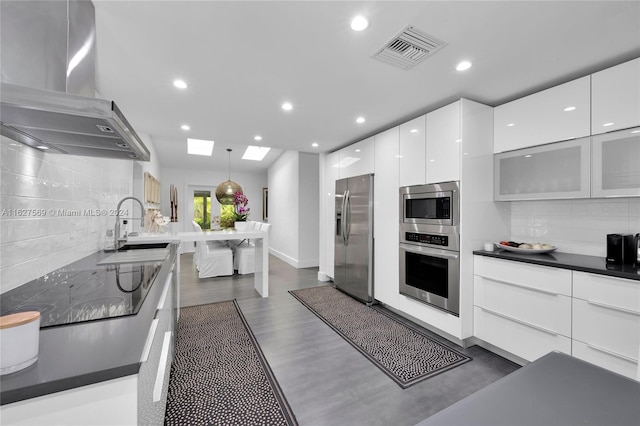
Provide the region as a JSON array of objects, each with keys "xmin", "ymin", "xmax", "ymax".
[
  {"xmin": 510, "ymin": 198, "xmax": 640, "ymax": 257},
  {"xmin": 0, "ymin": 137, "xmax": 133, "ymax": 293}
]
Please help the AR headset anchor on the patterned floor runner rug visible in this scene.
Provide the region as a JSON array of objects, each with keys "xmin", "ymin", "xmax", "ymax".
[
  {"xmin": 165, "ymin": 300, "xmax": 298, "ymax": 426},
  {"xmin": 290, "ymin": 285, "xmax": 471, "ymax": 389}
]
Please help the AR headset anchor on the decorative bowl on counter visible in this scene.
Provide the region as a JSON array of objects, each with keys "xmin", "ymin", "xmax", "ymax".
[{"xmin": 495, "ymin": 242, "xmax": 558, "ymax": 254}]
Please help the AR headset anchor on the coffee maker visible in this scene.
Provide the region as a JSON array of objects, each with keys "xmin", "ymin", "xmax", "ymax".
[{"xmin": 606, "ymin": 234, "xmax": 634, "ymax": 264}]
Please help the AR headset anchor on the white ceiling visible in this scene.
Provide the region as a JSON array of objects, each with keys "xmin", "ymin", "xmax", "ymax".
[{"xmin": 92, "ymin": 1, "xmax": 640, "ymax": 173}]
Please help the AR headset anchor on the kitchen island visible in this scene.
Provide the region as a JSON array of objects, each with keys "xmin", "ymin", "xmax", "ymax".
[
  {"xmin": 0, "ymin": 243, "xmax": 178, "ymax": 425},
  {"xmin": 418, "ymin": 351, "xmax": 640, "ymax": 426}
]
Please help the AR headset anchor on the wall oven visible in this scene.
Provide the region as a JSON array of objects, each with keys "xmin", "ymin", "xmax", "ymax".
[{"xmin": 399, "ymin": 181, "xmax": 460, "ymax": 316}]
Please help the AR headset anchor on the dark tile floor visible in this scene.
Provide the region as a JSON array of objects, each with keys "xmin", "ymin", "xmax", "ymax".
[{"xmin": 179, "ymin": 253, "xmax": 520, "ymax": 426}]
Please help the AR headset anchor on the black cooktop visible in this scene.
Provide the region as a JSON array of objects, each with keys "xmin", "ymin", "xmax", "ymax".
[{"xmin": 1, "ymin": 261, "xmax": 162, "ymax": 328}]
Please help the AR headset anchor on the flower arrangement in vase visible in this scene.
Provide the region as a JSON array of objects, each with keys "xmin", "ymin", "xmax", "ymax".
[{"xmin": 233, "ymin": 192, "xmax": 250, "ymax": 230}]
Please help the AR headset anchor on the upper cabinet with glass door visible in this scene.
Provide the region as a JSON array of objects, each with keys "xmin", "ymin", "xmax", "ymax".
[
  {"xmin": 591, "ymin": 127, "xmax": 640, "ymax": 198},
  {"xmin": 591, "ymin": 58, "xmax": 640, "ymax": 135},
  {"xmin": 336, "ymin": 137, "xmax": 374, "ymax": 179},
  {"xmin": 494, "ymin": 77, "xmax": 591, "ymax": 153},
  {"xmin": 494, "ymin": 137, "xmax": 591, "ymax": 201}
]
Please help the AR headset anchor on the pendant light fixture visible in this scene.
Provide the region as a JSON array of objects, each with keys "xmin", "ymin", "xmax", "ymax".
[{"xmin": 215, "ymin": 148, "xmax": 243, "ymax": 205}]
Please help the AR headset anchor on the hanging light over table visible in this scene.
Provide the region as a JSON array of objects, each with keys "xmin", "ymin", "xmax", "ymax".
[{"xmin": 216, "ymin": 148, "xmax": 243, "ymax": 205}]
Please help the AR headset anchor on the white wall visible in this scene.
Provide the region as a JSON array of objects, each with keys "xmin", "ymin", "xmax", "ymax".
[
  {"xmin": 160, "ymin": 167, "xmax": 267, "ymax": 233},
  {"xmin": 0, "ymin": 136, "xmax": 133, "ymax": 293},
  {"xmin": 509, "ymin": 198, "xmax": 640, "ymax": 256},
  {"xmin": 267, "ymin": 151, "xmax": 320, "ymax": 268},
  {"xmin": 297, "ymin": 153, "xmax": 319, "ymax": 267}
]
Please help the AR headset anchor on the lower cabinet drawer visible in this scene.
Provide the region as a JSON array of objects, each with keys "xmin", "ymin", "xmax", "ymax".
[
  {"xmin": 474, "ymin": 306, "xmax": 572, "ymax": 362},
  {"xmin": 572, "ymin": 340, "xmax": 639, "ymax": 381},
  {"xmin": 474, "ymin": 275, "xmax": 571, "ymax": 336},
  {"xmin": 572, "ymin": 298, "xmax": 640, "ymax": 361}
]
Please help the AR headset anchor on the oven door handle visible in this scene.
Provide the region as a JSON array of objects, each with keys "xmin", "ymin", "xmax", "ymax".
[{"xmin": 399, "ymin": 243, "xmax": 459, "ymax": 260}]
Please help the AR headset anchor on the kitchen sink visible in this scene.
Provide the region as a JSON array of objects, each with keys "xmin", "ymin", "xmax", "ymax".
[{"xmin": 117, "ymin": 242, "xmax": 170, "ymax": 250}]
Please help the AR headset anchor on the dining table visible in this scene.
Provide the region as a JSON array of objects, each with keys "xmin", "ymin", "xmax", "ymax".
[{"xmin": 128, "ymin": 228, "xmax": 269, "ymax": 297}]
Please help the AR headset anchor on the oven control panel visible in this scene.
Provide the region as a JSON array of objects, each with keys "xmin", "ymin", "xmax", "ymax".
[{"xmin": 404, "ymin": 232, "xmax": 448, "ymax": 246}]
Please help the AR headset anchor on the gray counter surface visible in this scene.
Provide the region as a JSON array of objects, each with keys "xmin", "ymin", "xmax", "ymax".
[
  {"xmin": 417, "ymin": 351, "xmax": 640, "ymax": 426},
  {"xmin": 474, "ymin": 249, "xmax": 640, "ymax": 281},
  {"xmin": 0, "ymin": 245, "xmax": 176, "ymax": 405}
]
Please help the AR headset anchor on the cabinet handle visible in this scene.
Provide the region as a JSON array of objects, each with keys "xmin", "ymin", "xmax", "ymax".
[
  {"xmin": 586, "ymin": 343, "xmax": 638, "ymax": 363},
  {"xmin": 157, "ymin": 273, "xmax": 172, "ymax": 310},
  {"xmin": 153, "ymin": 331, "xmax": 172, "ymax": 403},
  {"xmin": 482, "ymin": 277, "xmax": 561, "ymax": 296},
  {"xmin": 140, "ymin": 319, "xmax": 159, "ymax": 363},
  {"xmin": 479, "ymin": 306, "xmax": 560, "ymax": 337},
  {"xmin": 586, "ymin": 300, "xmax": 640, "ymax": 317}
]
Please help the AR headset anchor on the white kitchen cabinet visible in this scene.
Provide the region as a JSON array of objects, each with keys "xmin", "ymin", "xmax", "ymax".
[
  {"xmin": 474, "ymin": 306, "xmax": 572, "ymax": 362},
  {"xmin": 337, "ymin": 137, "xmax": 374, "ymax": 179},
  {"xmin": 494, "ymin": 136, "xmax": 591, "ymax": 200},
  {"xmin": 399, "ymin": 115, "xmax": 426, "ymax": 186},
  {"xmin": 494, "ymin": 76, "xmax": 591, "ymax": 153},
  {"xmin": 591, "ymin": 126, "xmax": 640, "ymax": 198},
  {"xmin": 473, "ymin": 256, "xmax": 573, "ymax": 362},
  {"xmin": 323, "ymin": 151, "xmax": 341, "ymax": 279},
  {"xmin": 591, "ymin": 57, "xmax": 640, "ymax": 134},
  {"xmin": 571, "ymin": 272, "xmax": 639, "ymax": 379},
  {"xmin": 426, "ymin": 102, "xmax": 460, "ymax": 183},
  {"xmin": 373, "ymin": 127, "xmax": 400, "ymax": 304}
]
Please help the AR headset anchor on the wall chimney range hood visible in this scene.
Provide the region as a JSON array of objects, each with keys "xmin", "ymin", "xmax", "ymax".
[{"xmin": 0, "ymin": 0, "xmax": 150, "ymax": 161}]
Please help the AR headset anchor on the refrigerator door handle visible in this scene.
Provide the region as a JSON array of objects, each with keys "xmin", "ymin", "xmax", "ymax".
[
  {"xmin": 340, "ymin": 190, "xmax": 347, "ymax": 245},
  {"xmin": 344, "ymin": 189, "xmax": 351, "ymax": 246}
]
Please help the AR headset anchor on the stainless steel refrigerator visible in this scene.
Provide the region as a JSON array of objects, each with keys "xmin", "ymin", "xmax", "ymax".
[{"xmin": 334, "ymin": 173, "xmax": 374, "ymax": 304}]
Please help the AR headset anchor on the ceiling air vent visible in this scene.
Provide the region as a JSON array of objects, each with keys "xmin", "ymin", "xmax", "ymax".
[{"xmin": 372, "ymin": 25, "xmax": 447, "ymax": 70}]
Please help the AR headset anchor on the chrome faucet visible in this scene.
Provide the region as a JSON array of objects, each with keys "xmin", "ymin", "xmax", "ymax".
[{"xmin": 114, "ymin": 196, "xmax": 145, "ymax": 250}]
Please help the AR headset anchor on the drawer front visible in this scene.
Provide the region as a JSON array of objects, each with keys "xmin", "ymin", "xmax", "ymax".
[
  {"xmin": 573, "ymin": 271, "xmax": 640, "ymax": 314},
  {"xmin": 474, "ymin": 256, "xmax": 571, "ymax": 296},
  {"xmin": 474, "ymin": 306, "xmax": 572, "ymax": 362},
  {"xmin": 572, "ymin": 298, "xmax": 640, "ymax": 361},
  {"xmin": 474, "ymin": 275, "xmax": 571, "ymax": 336},
  {"xmin": 572, "ymin": 340, "xmax": 639, "ymax": 381}
]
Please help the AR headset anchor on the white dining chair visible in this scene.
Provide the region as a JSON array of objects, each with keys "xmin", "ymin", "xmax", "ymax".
[
  {"xmin": 191, "ymin": 221, "xmax": 233, "ymax": 278},
  {"xmin": 234, "ymin": 222, "xmax": 270, "ymax": 275}
]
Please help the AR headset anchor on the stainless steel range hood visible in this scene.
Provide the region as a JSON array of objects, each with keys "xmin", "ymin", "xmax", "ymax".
[{"xmin": 0, "ymin": 0, "xmax": 150, "ymax": 161}]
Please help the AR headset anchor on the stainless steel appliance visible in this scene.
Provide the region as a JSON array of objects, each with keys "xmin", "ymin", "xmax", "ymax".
[
  {"xmin": 399, "ymin": 181, "xmax": 460, "ymax": 316},
  {"xmin": 334, "ymin": 173, "xmax": 374, "ymax": 304},
  {"xmin": 635, "ymin": 233, "xmax": 640, "ymax": 264},
  {"xmin": 0, "ymin": 1, "xmax": 150, "ymax": 160}
]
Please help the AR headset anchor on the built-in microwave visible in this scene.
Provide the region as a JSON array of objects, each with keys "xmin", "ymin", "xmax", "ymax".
[{"xmin": 400, "ymin": 181, "xmax": 459, "ymax": 227}]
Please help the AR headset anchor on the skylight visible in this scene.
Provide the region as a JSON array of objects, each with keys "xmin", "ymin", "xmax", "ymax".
[
  {"xmin": 187, "ymin": 138, "xmax": 214, "ymax": 156},
  {"xmin": 242, "ymin": 145, "xmax": 271, "ymax": 161}
]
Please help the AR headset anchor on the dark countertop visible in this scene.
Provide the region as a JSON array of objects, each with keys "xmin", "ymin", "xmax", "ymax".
[
  {"xmin": 474, "ymin": 249, "xmax": 640, "ymax": 281},
  {"xmin": 0, "ymin": 244, "xmax": 177, "ymax": 405},
  {"xmin": 417, "ymin": 351, "xmax": 640, "ymax": 426}
]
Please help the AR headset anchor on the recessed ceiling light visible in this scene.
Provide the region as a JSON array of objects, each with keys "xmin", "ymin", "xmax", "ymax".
[
  {"xmin": 187, "ymin": 138, "xmax": 214, "ymax": 156},
  {"xmin": 254, "ymin": 135, "xmax": 262, "ymax": 141},
  {"xmin": 506, "ymin": 123, "xmax": 515, "ymax": 127},
  {"xmin": 173, "ymin": 79, "xmax": 188, "ymax": 89},
  {"xmin": 350, "ymin": 15, "xmax": 369, "ymax": 31},
  {"xmin": 312, "ymin": 142, "xmax": 319, "ymax": 148},
  {"xmin": 564, "ymin": 106, "xmax": 576, "ymax": 112},
  {"xmin": 242, "ymin": 146, "xmax": 271, "ymax": 161},
  {"xmin": 181, "ymin": 124, "xmax": 190, "ymax": 131},
  {"xmin": 631, "ymin": 130, "xmax": 640, "ymax": 134},
  {"xmin": 282, "ymin": 102, "xmax": 293, "ymax": 111},
  {"xmin": 36, "ymin": 145, "xmax": 49, "ymax": 150},
  {"xmin": 355, "ymin": 149, "xmax": 361, "ymax": 153},
  {"xmin": 356, "ymin": 116, "xmax": 365, "ymax": 124},
  {"xmin": 524, "ymin": 154, "xmax": 533, "ymax": 158},
  {"xmin": 456, "ymin": 60, "xmax": 472, "ymax": 71},
  {"xmin": 410, "ymin": 129, "xmax": 418, "ymax": 133},
  {"xmin": 603, "ymin": 122, "xmax": 614, "ymax": 127}
]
